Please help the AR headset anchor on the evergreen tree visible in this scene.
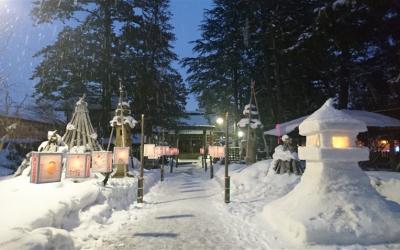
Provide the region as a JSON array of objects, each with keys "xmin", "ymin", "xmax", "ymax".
[
  {"xmin": 184, "ymin": 0, "xmax": 400, "ymax": 129},
  {"xmin": 122, "ymin": 0, "xmax": 187, "ymax": 131},
  {"xmin": 31, "ymin": 0, "xmax": 186, "ymax": 136}
]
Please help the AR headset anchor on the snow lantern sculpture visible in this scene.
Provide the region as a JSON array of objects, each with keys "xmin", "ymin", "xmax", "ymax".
[
  {"xmin": 65, "ymin": 153, "xmax": 91, "ymax": 178},
  {"xmin": 91, "ymin": 151, "xmax": 113, "ymax": 173},
  {"xmin": 30, "ymin": 152, "xmax": 63, "ymax": 184},
  {"xmin": 263, "ymin": 99, "xmax": 400, "ymax": 245}
]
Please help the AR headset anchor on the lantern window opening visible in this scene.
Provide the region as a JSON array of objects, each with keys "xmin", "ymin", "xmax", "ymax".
[
  {"xmin": 306, "ymin": 133, "xmax": 320, "ymax": 147},
  {"xmin": 331, "ymin": 135, "xmax": 350, "ymax": 149}
]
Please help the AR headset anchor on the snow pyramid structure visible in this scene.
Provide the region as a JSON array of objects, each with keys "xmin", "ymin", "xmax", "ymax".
[
  {"xmin": 263, "ymin": 99, "xmax": 400, "ymax": 245},
  {"xmin": 62, "ymin": 96, "xmax": 101, "ymax": 151}
]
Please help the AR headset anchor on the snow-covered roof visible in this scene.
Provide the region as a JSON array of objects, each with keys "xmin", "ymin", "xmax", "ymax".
[
  {"xmin": 264, "ymin": 103, "xmax": 400, "ymax": 136},
  {"xmin": 299, "ymin": 99, "xmax": 367, "ymax": 135},
  {"xmin": 178, "ymin": 113, "xmax": 214, "ymax": 128},
  {"xmin": 0, "ymin": 107, "xmax": 65, "ymax": 125}
]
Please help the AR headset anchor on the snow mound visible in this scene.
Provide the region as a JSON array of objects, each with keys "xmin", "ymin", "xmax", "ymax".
[
  {"xmin": 368, "ymin": 171, "xmax": 400, "ymax": 204},
  {"xmin": 0, "ymin": 169, "xmax": 160, "ymax": 249},
  {"xmin": 2, "ymin": 227, "xmax": 75, "ymax": 250},
  {"xmin": 215, "ymin": 160, "xmax": 300, "ymax": 202},
  {"xmin": 263, "ymin": 164, "xmax": 400, "ymax": 245}
]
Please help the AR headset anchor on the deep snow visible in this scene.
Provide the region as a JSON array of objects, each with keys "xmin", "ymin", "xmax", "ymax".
[
  {"xmin": 0, "ymin": 169, "xmax": 160, "ymax": 249},
  {"xmin": 1, "ymin": 160, "xmax": 400, "ymax": 249}
]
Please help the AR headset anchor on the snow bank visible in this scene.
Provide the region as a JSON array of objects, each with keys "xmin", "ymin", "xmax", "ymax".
[
  {"xmin": 263, "ymin": 164, "xmax": 400, "ymax": 245},
  {"xmin": 368, "ymin": 171, "xmax": 400, "ymax": 204},
  {"xmin": 214, "ymin": 159, "xmax": 400, "ymax": 248},
  {"xmin": 215, "ymin": 160, "xmax": 300, "ymax": 203},
  {"xmin": 0, "ymin": 169, "xmax": 160, "ymax": 249}
]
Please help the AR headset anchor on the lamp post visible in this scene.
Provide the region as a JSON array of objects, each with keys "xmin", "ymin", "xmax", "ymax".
[
  {"xmin": 224, "ymin": 112, "xmax": 230, "ymax": 203},
  {"xmin": 209, "ymin": 130, "xmax": 213, "ymax": 179},
  {"xmin": 137, "ymin": 114, "xmax": 144, "ymax": 203},
  {"xmin": 203, "ymin": 129, "xmax": 208, "ymax": 172}
]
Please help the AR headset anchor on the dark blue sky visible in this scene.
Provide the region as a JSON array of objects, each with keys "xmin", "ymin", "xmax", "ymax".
[{"xmin": 0, "ymin": 0, "xmax": 212, "ymax": 111}]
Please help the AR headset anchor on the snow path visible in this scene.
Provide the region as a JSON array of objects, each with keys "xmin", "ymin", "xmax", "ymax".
[{"xmin": 97, "ymin": 165, "xmax": 271, "ymax": 250}]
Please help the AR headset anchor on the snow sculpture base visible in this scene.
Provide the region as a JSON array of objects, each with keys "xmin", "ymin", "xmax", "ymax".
[{"xmin": 263, "ymin": 162, "xmax": 400, "ymax": 245}]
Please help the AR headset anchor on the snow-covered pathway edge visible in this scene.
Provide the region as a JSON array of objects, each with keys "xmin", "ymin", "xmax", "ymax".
[{"xmin": 0, "ymin": 169, "xmax": 160, "ymax": 249}]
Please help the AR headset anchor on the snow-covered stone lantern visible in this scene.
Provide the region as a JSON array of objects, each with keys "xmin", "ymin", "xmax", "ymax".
[
  {"xmin": 263, "ymin": 99, "xmax": 400, "ymax": 245},
  {"xmin": 298, "ymin": 98, "xmax": 369, "ymax": 164}
]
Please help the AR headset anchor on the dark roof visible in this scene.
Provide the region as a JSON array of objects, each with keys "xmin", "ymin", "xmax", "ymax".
[{"xmin": 177, "ymin": 112, "xmax": 215, "ymax": 128}]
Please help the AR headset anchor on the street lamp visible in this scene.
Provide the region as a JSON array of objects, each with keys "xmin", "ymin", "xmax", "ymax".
[
  {"xmin": 238, "ymin": 130, "xmax": 244, "ymax": 138},
  {"xmin": 216, "ymin": 117, "xmax": 224, "ymax": 125}
]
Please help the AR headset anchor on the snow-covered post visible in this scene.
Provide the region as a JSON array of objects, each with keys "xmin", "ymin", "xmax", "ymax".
[
  {"xmin": 224, "ymin": 112, "xmax": 230, "ymax": 203},
  {"xmin": 263, "ymin": 99, "xmax": 400, "ymax": 245},
  {"xmin": 137, "ymin": 114, "xmax": 144, "ymax": 203}
]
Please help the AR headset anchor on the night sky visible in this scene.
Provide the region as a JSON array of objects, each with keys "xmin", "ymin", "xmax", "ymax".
[{"xmin": 0, "ymin": 0, "xmax": 212, "ymax": 111}]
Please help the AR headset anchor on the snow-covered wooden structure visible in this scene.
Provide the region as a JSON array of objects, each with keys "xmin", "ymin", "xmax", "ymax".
[
  {"xmin": 109, "ymin": 83, "xmax": 137, "ymax": 177},
  {"xmin": 62, "ymin": 96, "xmax": 101, "ymax": 151},
  {"xmin": 263, "ymin": 99, "xmax": 400, "ymax": 245},
  {"xmin": 237, "ymin": 81, "xmax": 264, "ymax": 164}
]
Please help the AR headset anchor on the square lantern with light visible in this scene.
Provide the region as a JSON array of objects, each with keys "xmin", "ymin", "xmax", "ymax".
[
  {"xmin": 209, "ymin": 145, "xmax": 225, "ymax": 158},
  {"xmin": 30, "ymin": 152, "xmax": 63, "ymax": 184},
  {"xmin": 91, "ymin": 151, "xmax": 113, "ymax": 173},
  {"xmin": 113, "ymin": 147, "xmax": 130, "ymax": 165},
  {"xmin": 144, "ymin": 144, "xmax": 157, "ymax": 159},
  {"xmin": 65, "ymin": 153, "xmax": 91, "ymax": 178}
]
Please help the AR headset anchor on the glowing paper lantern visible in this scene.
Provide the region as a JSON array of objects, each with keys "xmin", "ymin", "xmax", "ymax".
[
  {"xmin": 200, "ymin": 147, "xmax": 204, "ymax": 155},
  {"xmin": 30, "ymin": 152, "xmax": 63, "ymax": 184},
  {"xmin": 209, "ymin": 146, "xmax": 225, "ymax": 158},
  {"xmin": 144, "ymin": 144, "xmax": 157, "ymax": 159},
  {"xmin": 163, "ymin": 146, "xmax": 171, "ymax": 156},
  {"xmin": 154, "ymin": 146, "xmax": 163, "ymax": 158},
  {"xmin": 91, "ymin": 151, "xmax": 113, "ymax": 173},
  {"xmin": 65, "ymin": 153, "xmax": 91, "ymax": 178},
  {"xmin": 170, "ymin": 147, "xmax": 179, "ymax": 156},
  {"xmin": 114, "ymin": 147, "xmax": 130, "ymax": 165}
]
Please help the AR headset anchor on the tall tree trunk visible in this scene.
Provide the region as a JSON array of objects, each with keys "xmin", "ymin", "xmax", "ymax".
[
  {"xmin": 338, "ymin": 49, "xmax": 350, "ymax": 109},
  {"xmin": 101, "ymin": 2, "xmax": 113, "ymax": 136}
]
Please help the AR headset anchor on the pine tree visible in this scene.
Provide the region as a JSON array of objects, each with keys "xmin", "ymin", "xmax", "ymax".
[
  {"xmin": 31, "ymin": 0, "xmax": 187, "ymax": 136},
  {"xmin": 122, "ymin": 0, "xmax": 187, "ymax": 131}
]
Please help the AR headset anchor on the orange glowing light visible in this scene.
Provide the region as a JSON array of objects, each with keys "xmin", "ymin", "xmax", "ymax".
[
  {"xmin": 46, "ymin": 161, "xmax": 57, "ymax": 175},
  {"xmin": 332, "ymin": 136, "xmax": 350, "ymax": 149}
]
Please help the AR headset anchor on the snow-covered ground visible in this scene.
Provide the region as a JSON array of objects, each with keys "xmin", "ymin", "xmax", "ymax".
[
  {"xmin": 0, "ymin": 169, "xmax": 160, "ymax": 249},
  {"xmin": 1, "ymin": 160, "xmax": 400, "ymax": 249}
]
